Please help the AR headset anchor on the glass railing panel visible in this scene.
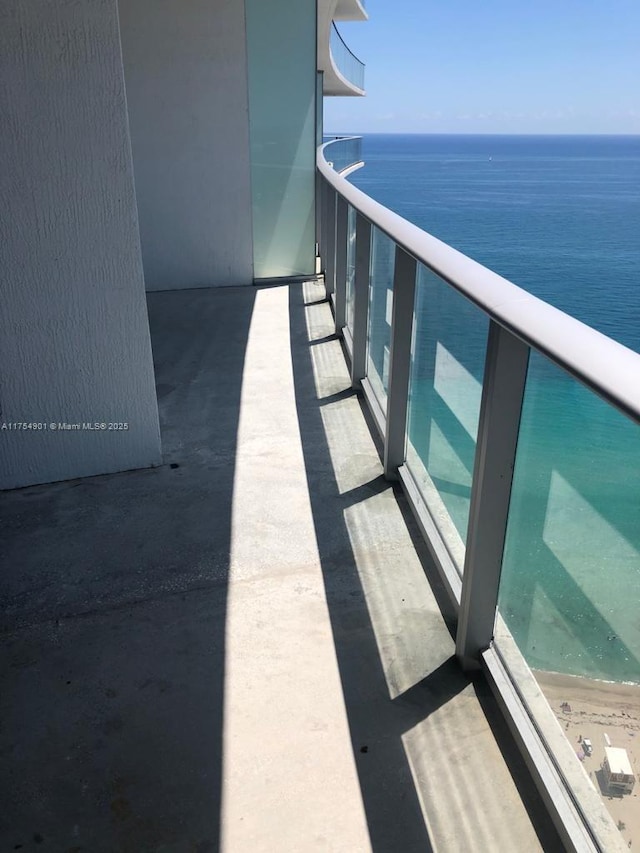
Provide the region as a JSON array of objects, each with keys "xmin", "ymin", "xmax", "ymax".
[
  {"xmin": 345, "ymin": 204, "xmax": 356, "ymax": 332},
  {"xmin": 323, "ymin": 136, "xmax": 362, "ymax": 174},
  {"xmin": 366, "ymin": 227, "xmax": 395, "ymax": 410},
  {"xmin": 405, "ymin": 264, "xmax": 489, "ymax": 567},
  {"xmin": 330, "ymin": 23, "xmax": 365, "ymax": 91},
  {"xmin": 497, "ymin": 351, "xmax": 640, "ymax": 828}
]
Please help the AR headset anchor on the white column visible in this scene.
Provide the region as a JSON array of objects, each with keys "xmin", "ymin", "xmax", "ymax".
[
  {"xmin": 118, "ymin": 0, "xmax": 254, "ymax": 290},
  {"xmin": 0, "ymin": 0, "xmax": 162, "ymax": 490}
]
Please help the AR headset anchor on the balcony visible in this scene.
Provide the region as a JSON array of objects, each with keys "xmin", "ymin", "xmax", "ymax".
[
  {"xmin": 327, "ymin": 23, "xmax": 365, "ymax": 95},
  {"xmin": 2, "ymin": 283, "xmax": 562, "ymax": 843},
  {"xmin": 333, "ymin": 0, "xmax": 368, "ymax": 22},
  {"xmin": 322, "ymin": 135, "xmax": 364, "ymax": 175},
  {"xmin": 319, "ymin": 137, "xmax": 640, "ymax": 851},
  {"xmin": 317, "ymin": 0, "xmax": 366, "ymax": 97}
]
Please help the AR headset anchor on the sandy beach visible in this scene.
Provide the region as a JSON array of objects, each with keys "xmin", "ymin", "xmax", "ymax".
[{"xmin": 536, "ymin": 670, "xmax": 640, "ymax": 847}]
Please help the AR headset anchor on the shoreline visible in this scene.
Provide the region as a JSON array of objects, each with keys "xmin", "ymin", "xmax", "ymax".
[
  {"xmin": 535, "ymin": 669, "xmax": 640, "ymax": 706},
  {"xmin": 534, "ymin": 668, "xmax": 640, "ymax": 847}
]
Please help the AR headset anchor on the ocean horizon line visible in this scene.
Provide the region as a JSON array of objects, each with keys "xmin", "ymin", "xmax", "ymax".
[{"xmin": 325, "ymin": 130, "xmax": 640, "ymax": 138}]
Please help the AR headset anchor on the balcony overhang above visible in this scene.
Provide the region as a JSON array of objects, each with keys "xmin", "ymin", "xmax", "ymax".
[
  {"xmin": 333, "ymin": 0, "xmax": 368, "ymax": 22},
  {"xmin": 318, "ymin": 0, "xmax": 366, "ymax": 96}
]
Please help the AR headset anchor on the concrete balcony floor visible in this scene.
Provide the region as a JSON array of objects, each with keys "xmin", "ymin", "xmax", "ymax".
[{"xmin": 1, "ymin": 282, "xmax": 562, "ymax": 852}]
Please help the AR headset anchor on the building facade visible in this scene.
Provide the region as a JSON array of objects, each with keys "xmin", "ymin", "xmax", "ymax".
[{"xmin": 1, "ymin": 0, "xmax": 365, "ymax": 490}]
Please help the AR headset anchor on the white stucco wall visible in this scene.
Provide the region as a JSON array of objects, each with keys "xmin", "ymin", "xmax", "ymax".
[
  {"xmin": 118, "ymin": 0, "xmax": 254, "ymax": 290},
  {"xmin": 0, "ymin": 0, "xmax": 162, "ymax": 490}
]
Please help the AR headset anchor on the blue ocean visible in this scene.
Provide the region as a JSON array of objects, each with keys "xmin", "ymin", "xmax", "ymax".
[{"xmin": 349, "ymin": 134, "xmax": 640, "ymax": 683}]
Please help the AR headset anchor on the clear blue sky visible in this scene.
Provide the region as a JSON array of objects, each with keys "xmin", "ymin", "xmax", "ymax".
[{"xmin": 324, "ymin": 0, "xmax": 640, "ymax": 134}]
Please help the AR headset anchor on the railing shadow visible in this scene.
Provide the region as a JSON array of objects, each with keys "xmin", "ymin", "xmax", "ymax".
[
  {"xmin": 289, "ymin": 284, "xmax": 439, "ymax": 851},
  {"xmin": 288, "ymin": 283, "xmax": 565, "ymax": 851}
]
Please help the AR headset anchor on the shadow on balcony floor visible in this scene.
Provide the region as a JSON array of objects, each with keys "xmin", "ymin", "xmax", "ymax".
[
  {"xmin": 288, "ymin": 281, "xmax": 564, "ymax": 853},
  {"xmin": 1, "ymin": 283, "xmax": 562, "ymax": 852},
  {"xmin": 0, "ymin": 287, "xmax": 256, "ymax": 852}
]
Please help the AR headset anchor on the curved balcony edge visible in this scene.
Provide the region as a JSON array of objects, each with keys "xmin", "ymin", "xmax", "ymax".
[
  {"xmin": 329, "ymin": 23, "xmax": 365, "ymax": 94},
  {"xmin": 333, "ymin": 0, "xmax": 368, "ymax": 22},
  {"xmin": 318, "ymin": 23, "xmax": 365, "ymax": 97},
  {"xmin": 318, "ymin": 140, "xmax": 640, "ymax": 425},
  {"xmin": 318, "ymin": 137, "xmax": 635, "ymax": 853},
  {"xmin": 322, "ymin": 136, "xmax": 364, "ymax": 175}
]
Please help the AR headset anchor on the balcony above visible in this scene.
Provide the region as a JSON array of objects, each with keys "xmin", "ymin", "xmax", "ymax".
[
  {"xmin": 318, "ymin": 0, "xmax": 366, "ymax": 96},
  {"xmin": 334, "ymin": 0, "xmax": 368, "ymax": 22}
]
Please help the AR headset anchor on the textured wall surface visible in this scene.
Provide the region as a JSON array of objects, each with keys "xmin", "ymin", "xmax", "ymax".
[
  {"xmin": 0, "ymin": 0, "xmax": 162, "ymax": 490},
  {"xmin": 118, "ymin": 0, "xmax": 254, "ymax": 290}
]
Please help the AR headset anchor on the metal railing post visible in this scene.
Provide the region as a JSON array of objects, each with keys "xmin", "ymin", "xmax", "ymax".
[
  {"xmin": 316, "ymin": 171, "xmax": 323, "ymax": 260},
  {"xmin": 383, "ymin": 246, "xmax": 416, "ymax": 479},
  {"xmin": 324, "ymin": 185, "xmax": 337, "ymax": 297},
  {"xmin": 334, "ymin": 196, "xmax": 348, "ymax": 333},
  {"xmin": 319, "ymin": 178, "xmax": 329, "ymax": 266},
  {"xmin": 350, "ymin": 213, "xmax": 371, "ymax": 389},
  {"xmin": 314, "ymin": 71, "xmax": 324, "ymax": 259},
  {"xmin": 456, "ymin": 320, "xmax": 530, "ymax": 669}
]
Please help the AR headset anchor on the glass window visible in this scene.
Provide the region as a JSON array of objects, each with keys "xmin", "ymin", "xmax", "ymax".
[{"xmin": 245, "ymin": 0, "xmax": 316, "ymax": 278}]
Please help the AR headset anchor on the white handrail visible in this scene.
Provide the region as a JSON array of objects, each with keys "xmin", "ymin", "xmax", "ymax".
[{"xmin": 319, "ymin": 139, "xmax": 640, "ymax": 424}]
